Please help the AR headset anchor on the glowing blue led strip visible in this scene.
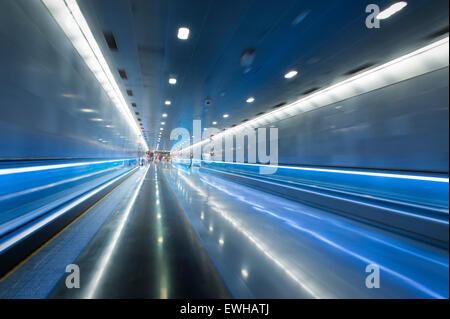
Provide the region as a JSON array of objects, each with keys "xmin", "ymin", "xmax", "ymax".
[
  {"xmin": 0, "ymin": 159, "xmax": 131, "ymax": 176},
  {"xmin": 202, "ymin": 160, "xmax": 449, "ymax": 183}
]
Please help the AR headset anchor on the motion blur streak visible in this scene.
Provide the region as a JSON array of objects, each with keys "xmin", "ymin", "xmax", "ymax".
[
  {"xmin": 41, "ymin": 0, "xmax": 148, "ymax": 150},
  {"xmin": 201, "ymin": 176, "xmax": 447, "ymax": 298},
  {"xmin": 177, "ymin": 172, "xmax": 323, "ymax": 298},
  {"xmin": 202, "ymin": 160, "xmax": 449, "ymax": 183},
  {"xmin": 84, "ymin": 166, "xmax": 149, "ymax": 299},
  {"xmin": 0, "ymin": 168, "xmax": 137, "ymax": 254},
  {"xmin": 0, "ymin": 159, "xmax": 130, "ymax": 176}
]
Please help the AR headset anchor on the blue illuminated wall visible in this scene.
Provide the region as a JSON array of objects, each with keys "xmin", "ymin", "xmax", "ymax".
[{"xmin": 0, "ymin": 0, "xmax": 140, "ymax": 160}]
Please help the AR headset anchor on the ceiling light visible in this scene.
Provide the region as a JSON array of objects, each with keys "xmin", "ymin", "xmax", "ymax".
[
  {"xmin": 165, "ymin": 100, "xmax": 171, "ymax": 105},
  {"xmin": 161, "ymin": 122, "xmax": 165, "ymax": 125},
  {"xmin": 212, "ymin": 121, "xmax": 217, "ymax": 125},
  {"xmin": 91, "ymin": 118, "xmax": 103, "ymax": 122},
  {"xmin": 105, "ymin": 125, "xmax": 114, "ymax": 128},
  {"xmin": 80, "ymin": 108, "xmax": 95, "ymax": 113},
  {"xmin": 223, "ymin": 114, "xmax": 229, "ymax": 118},
  {"xmin": 168, "ymin": 78, "xmax": 177, "ymax": 85},
  {"xmin": 246, "ymin": 97, "xmax": 255, "ymax": 103},
  {"xmin": 377, "ymin": 2, "xmax": 408, "ymax": 19},
  {"xmin": 177, "ymin": 27, "xmax": 190, "ymax": 40},
  {"xmin": 160, "ymin": 128, "xmax": 164, "ymax": 131},
  {"xmin": 62, "ymin": 93, "xmax": 76, "ymax": 98},
  {"xmin": 284, "ymin": 70, "xmax": 298, "ymax": 78},
  {"xmin": 162, "ymin": 113, "xmax": 168, "ymax": 118},
  {"xmin": 41, "ymin": 0, "xmax": 148, "ymax": 151}
]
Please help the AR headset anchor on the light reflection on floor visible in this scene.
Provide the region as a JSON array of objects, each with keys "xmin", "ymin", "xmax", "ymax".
[{"xmin": 163, "ymin": 166, "xmax": 449, "ymax": 299}]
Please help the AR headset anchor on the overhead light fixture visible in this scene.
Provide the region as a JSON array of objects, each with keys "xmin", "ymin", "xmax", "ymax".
[
  {"xmin": 80, "ymin": 108, "xmax": 95, "ymax": 113},
  {"xmin": 169, "ymin": 78, "xmax": 177, "ymax": 85},
  {"xmin": 105, "ymin": 125, "xmax": 114, "ymax": 128},
  {"xmin": 284, "ymin": 70, "xmax": 298, "ymax": 79},
  {"xmin": 160, "ymin": 128, "xmax": 164, "ymax": 131},
  {"xmin": 161, "ymin": 122, "xmax": 165, "ymax": 125},
  {"xmin": 165, "ymin": 100, "xmax": 171, "ymax": 105},
  {"xmin": 91, "ymin": 118, "xmax": 103, "ymax": 122},
  {"xmin": 176, "ymin": 37, "xmax": 449, "ymax": 156},
  {"xmin": 41, "ymin": 0, "xmax": 148, "ymax": 151},
  {"xmin": 162, "ymin": 113, "xmax": 168, "ymax": 118},
  {"xmin": 377, "ymin": 2, "xmax": 408, "ymax": 20},
  {"xmin": 212, "ymin": 121, "xmax": 217, "ymax": 125},
  {"xmin": 62, "ymin": 93, "xmax": 77, "ymax": 98},
  {"xmin": 246, "ymin": 97, "xmax": 255, "ymax": 103},
  {"xmin": 223, "ymin": 114, "xmax": 229, "ymax": 118},
  {"xmin": 177, "ymin": 27, "xmax": 190, "ymax": 40}
]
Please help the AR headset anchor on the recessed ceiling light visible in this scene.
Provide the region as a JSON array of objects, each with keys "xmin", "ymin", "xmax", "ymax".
[
  {"xmin": 223, "ymin": 114, "xmax": 229, "ymax": 118},
  {"xmin": 165, "ymin": 100, "xmax": 171, "ymax": 105},
  {"xmin": 284, "ymin": 70, "xmax": 298, "ymax": 79},
  {"xmin": 105, "ymin": 125, "xmax": 114, "ymax": 128},
  {"xmin": 80, "ymin": 108, "xmax": 95, "ymax": 113},
  {"xmin": 162, "ymin": 113, "xmax": 168, "ymax": 118},
  {"xmin": 377, "ymin": 2, "xmax": 408, "ymax": 20},
  {"xmin": 177, "ymin": 27, "xmax": 190, "ymax": 40},
  {"xmin": 91, "ymin": 118, "xmax": 103, "ymax": 122},
  {"xmin": 169, "ymin": 78, "xmax": 177, "ymax": 85},
  {"xmin": 212, "ymin": 121, "xmax": 217, "ymax": 125},
  {"xmin": 62, "ymin": 93, "xmax": 76, "ymax": 98},
  {"xmin": 246, "ymin": 97, "xmax": 255, "ymax": 103},
  {"xmin": 160, "ymin": 128, "xmax": 164, "ymax": 130}
]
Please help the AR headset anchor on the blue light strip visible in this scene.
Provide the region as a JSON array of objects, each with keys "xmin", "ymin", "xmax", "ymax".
[
  {"xmin": 202, "ymin": 160, "xmax": 449, "ymax": 183},
  {"xmin": 0, "ymin": 159, "xmax": 132, "ymax": 176}
]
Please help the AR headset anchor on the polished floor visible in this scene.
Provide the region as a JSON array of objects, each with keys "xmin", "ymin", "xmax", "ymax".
[{"xmin": 0, "ymin": 164, "xmax": 448, "ymax": 298}]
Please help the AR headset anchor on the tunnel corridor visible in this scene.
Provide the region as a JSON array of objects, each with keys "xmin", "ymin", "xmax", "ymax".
[{"xmin": 0, "ymin": 0, "xmax": 448, "ymax": 303}]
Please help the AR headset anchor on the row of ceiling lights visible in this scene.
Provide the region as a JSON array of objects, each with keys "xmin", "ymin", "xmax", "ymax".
[
  {"xmin": 220, "ymin": 69, "xmax": 297, "ymax": 120},
  {"xmin": 156, "ymin": 26, "xmax": 191, "ymax": 149},
  {"xmin": 161, "ymin": 2, "xmax": 408, "ymax": 150},
  {"xmin": 156, "ymin": 26, "xmax": 300, "ymax": 144}
]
